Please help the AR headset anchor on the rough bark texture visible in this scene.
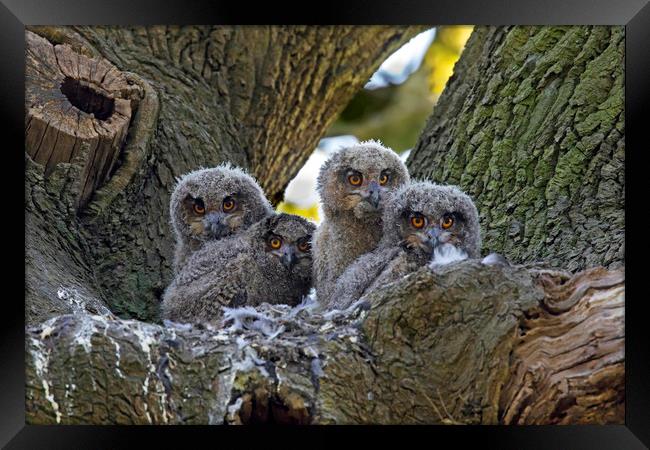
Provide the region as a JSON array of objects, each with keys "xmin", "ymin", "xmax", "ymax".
[
  {"xmin": 407, "ymin": 26, "xmax": 625, "ymax": 272},
  {"xmin": 25, "ymin": 31, "xmax": 141, "ymax": 209},
  {"xmin": 25, "ymin": 26, "xmax": 422, "ymax": 323},
  {"xmin": 25, "ymin": 26, "xmax": 625, "ymax": 426},
  {"xmin": 500, "ymin": 267, "xmax": 624, "ymax": 424},
  {"xmin": 25, "ymin": 263, "xmax": 624, "ymax": 425}
]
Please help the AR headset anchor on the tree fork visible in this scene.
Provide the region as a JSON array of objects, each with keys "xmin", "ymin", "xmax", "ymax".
[
  {"xmin": 25, "ymin": 263, "xmax": 624, "ymax": 425},
  {"xmin": 24, "ymin": 25, "xmax": 423, "ymax": 322}
]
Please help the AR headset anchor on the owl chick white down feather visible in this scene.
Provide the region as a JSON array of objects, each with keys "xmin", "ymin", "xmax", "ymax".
[{"xmin": 428, "ymin": 243, "xmax": 469, "ymax": 267}]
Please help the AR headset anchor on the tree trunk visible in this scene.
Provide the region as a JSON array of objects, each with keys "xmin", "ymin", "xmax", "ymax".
[
  {"xmin": 25, "ymin": 31, "xmax": 140, "ymax": 209},
  {"xmin": 26, "ymin": 263, "xmax": 623, "ymax": 424},
  {"xmin": 25, "ymin": 26, "xmax": 625, "ymax": 425},
  {"xmin": 408, "ymin": 26, "xmax": 625, "ymax": 272},
  {"xmin": 25, "ymin": 26, "xmax": 423, "ymax": 323}
]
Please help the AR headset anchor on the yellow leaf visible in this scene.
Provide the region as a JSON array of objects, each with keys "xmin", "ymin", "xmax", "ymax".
[
  {"xmin": 276, "ymin": 201, "xmax": 320, "ymax": 223},
  {"xmin": 424, "ymin": 26, "xmax": 474, "ymax": 95}
]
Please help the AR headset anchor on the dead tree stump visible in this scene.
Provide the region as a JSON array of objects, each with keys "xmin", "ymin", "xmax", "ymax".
[{"xmin": 25, "ymin": 30, "xmax": 141, "ymax": 209}]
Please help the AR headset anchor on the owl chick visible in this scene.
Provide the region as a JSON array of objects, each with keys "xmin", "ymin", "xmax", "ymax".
[
  {"xmin": 327, "ymin": 181, "xmax": 481, "ymax": 311},
  {"xmin": 312, "ymin": 140, "xmax": 410, "ymax": 306},
  {"xmin": 161, "ymin": 213, "xmax": 315, "ymax": 324},
  {"xmin": 169, "ymin": 163, "xmax": 274, "ymax": 274}
]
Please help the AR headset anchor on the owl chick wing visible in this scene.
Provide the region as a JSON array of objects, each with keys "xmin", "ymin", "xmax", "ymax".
[
  {"xmin": 162, "ymin": 240, "xmax": 250, "ymax": 324},
  {"xmin": 311, "ymin": 222, "xmax": 331, "ymax": 290},
  {"xmin": 328, "ymin": 246, "xmax": 401, "ymax": 311},
  {"xmin": 363, "ymin": 251, "xmax": 420, "ymax": 297}
]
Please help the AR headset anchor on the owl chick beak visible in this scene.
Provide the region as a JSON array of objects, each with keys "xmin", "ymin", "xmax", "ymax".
[
  {"xmin": 362, "ymin": 180, "xmax": 381, "ymax": 209},
  {"xmin": 204, "ymin": 211, "xmax": 229, "ymax": 238},
  {"xmin": 281, "ymin": 247, "xmax": 298, "ymax": 270},
  {"xmin": 425, "ymin": 226, "xmax": 442, "ymax": 249}
]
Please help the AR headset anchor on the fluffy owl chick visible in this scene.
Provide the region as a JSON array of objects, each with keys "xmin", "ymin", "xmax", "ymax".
[
  {"xmin": 327, "ymin": 181, "xmax": 481, "ymax": 311},
  {"xmin": 169, "ymin": 163, "xmax": 274, "ymax": 274},
  {"xmin": 312, "ymin": 140, "xmax": 410, "ymax": 306},
  {"xmin": 161, "ymin": 213, "xmax": 315, "ymax": 324}
]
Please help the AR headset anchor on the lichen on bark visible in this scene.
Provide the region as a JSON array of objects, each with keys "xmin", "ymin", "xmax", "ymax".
[
  {"xmin": 25, "ymin": 263, "xmax": 624, "ymax": 425},
  {"xmin": 24, "ymin": 25, "xmax": 626, "ymax": 426},
  {"xmin": 408, "ymin": 26, "xmax": 624, "ymax": 272}
]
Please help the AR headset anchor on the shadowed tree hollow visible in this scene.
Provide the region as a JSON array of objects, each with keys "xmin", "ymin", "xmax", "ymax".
[{"xmin": 25, "ymin": 25, "xmax": 624, "ymax": 425}]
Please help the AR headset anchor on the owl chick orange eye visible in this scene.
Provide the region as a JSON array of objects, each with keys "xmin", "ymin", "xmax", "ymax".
[
  {"xmin": 193, "ymin": 199, "xmax": 205, "ymax": 215},
  {"xmin": 298, "ymin": 241, "xmax": 311, "ymax": 252},
  {"xmin": 348, "ymin": 173, "xmax": 362, "ymax": 186},
  {"xmin": 410, "ymin": 214, "xmax": 425, "ymax": 229},
  {"xmin": 269, "ymin": 237, "xmax": 282, "ymax": 249},
  {"xmin": 379, "ymin": 173, "xmax": 389, "ymax": 185},
  {"xmin": 222, "ymin": 197, "xmax": 236, "ymax": 212},
  {"xmin": 441, "ymin": 215, "xmax": 454, "ymax": 229}
]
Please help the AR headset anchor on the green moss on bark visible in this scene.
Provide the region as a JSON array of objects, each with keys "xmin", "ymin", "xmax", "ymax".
[{"xmin": 408, "ymin": 26, "xmax": 624, "ymax": 271}]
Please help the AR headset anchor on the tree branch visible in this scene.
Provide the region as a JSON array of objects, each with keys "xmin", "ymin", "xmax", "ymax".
[{"xmin": 26, "ymin": 263, "xmax": 624, "ymax": 424}]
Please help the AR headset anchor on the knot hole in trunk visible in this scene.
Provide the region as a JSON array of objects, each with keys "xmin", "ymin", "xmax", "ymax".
[{"xmin": 60, "ymin": 77, "xmax": 115, "ymax": 121}]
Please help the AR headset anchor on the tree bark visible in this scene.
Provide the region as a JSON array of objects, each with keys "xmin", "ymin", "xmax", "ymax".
[
  {"xmin": 25, "ymin": 31, "xmax": 141, "ymax": 209},
  {"xmin": 407, "ymin": 26, "xmax": 625, "ymax": 272},
  {"xmin": 26, "ymin": 263, "xmax": 623, "ymax": 425},
  {"xmin": 25, "ymin": 26, "xmax": 423, "ymax": 323},
  {"xmin": 25, "ymin": 26, "xmax": 625, "ymax": 426}
]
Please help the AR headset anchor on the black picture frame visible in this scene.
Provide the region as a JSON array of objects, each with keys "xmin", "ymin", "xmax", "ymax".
[{"xmin": 4, "ymin": 0, "xmax": 648, "ymax": 447}]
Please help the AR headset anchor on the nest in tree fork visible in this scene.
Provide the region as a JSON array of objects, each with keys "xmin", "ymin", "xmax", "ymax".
[
  {"xmin": 25, "ymin": 30, "xmax": 143, "ymax": 209},
  {"xmin": 25, "ymin": 261, "xmax": 624, "ymax": 425}
]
